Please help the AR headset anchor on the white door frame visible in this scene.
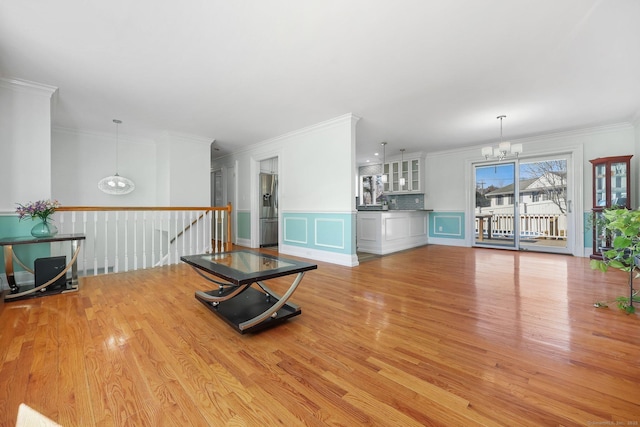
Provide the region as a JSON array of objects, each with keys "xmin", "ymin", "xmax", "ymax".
[
  {"xmin": 466, "ymin": 145, "xmax": 584, "ymax": 256},
  {"xmin": 249, "ymin": 152, "xmax": 282, "ymax": 248}
]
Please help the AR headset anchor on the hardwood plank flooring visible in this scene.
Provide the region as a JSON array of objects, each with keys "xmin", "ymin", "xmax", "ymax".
[{"xmin": 1, "ymin": 245, "xmax": 639, "ymax": 426}]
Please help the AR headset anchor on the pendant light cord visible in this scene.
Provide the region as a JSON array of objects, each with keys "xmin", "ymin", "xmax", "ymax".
[{"xmin": 113, "ymin": 119, "xmax": 122, "ymax": 174}]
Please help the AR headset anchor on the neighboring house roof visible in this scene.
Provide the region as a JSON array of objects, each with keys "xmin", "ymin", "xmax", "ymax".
[
  {"xmin": 485, "ymin": 178, "xmax": 537, "ymax": 197},
  {"xmin": 485, "ymin": 172, "xmax": 566, "ymax": 197}
]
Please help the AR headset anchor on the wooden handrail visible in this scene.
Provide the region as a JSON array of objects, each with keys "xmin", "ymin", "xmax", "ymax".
[{"xmin": 57, "ymin": 205, "xmax": 231, "ymax": 212}]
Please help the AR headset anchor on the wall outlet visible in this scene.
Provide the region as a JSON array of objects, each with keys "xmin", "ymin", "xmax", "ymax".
[
  {"xmin": 392, "ymin": 199, "xmax": 396, "ymax": 204},
  {"xmin": 415, "ymin": 198, "xmax": 419, "ymax": 203}
]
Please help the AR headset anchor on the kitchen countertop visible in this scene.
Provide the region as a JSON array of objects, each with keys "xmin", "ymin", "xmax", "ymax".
[{"xmin": 357, "ymin": 208, "xmax": 433, "ymax": 212}]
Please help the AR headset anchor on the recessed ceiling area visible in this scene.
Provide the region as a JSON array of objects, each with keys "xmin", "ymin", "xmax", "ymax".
[{"xmin": 1, "ymin": 0, "xmax": 639, "ymax": 165}]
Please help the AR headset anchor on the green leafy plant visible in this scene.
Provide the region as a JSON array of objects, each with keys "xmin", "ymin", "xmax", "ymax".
[{"xmin": 590, "ymin": 208, "xmax": 640, "ymax": 314}]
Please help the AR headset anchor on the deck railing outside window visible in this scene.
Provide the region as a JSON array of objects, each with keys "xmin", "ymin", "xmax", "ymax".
[
  {"xmin": 54, "ymin": 204, "xmax": 232, "ymax": 276},
  {"xmin": 475, "ymin": 213, "xmax": 566, "ymax": 240}
]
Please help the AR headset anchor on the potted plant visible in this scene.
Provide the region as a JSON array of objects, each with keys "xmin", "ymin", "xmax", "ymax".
[
  {"xmin": 377, "ymin": 193, "xmax": 389, "ymax": 210},
  {"xmin": 590, "ymin": 207, "xmax": 640, "ymax": 313}
]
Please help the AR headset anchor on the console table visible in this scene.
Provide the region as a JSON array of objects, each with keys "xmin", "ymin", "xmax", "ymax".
[
  {"xmin": 0, "ymin": 234, "xmax": 85, "ymax": 301},
  {"xmin": 181, "ymin": 250, "xmax": 317, "ymax": 333}
]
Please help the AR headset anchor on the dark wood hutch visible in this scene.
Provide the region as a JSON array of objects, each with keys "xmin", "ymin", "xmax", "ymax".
[{"xmin": 589, "ymin": 155, "xmax": 632, "ymax": 260}]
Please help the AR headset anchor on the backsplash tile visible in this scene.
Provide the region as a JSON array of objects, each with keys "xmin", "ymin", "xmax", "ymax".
[{"xmin": 356, "ymin": 193, "xmax": 424, "ymax": 210}]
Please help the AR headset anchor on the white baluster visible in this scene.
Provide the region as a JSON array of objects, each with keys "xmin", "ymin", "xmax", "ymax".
[
  {"xmin": 166, "ymin": 211, "xmax": 171, "ymax": 265},
  {"xmin": 93, "ymin": 211, "xmax": 98, "ymax": 275},
  {"xmin": 142, "ymin": 211, "xmax": 147, "ymax": 269},
  {"xmin": 124, "ymin": 211, "xmax": 129, "ymax": 272},
  {"xmin": 104, "ymin": 212, "xmax": 109, "ymax": 274},
  {"xmin": 80, "ymin": 211, "xmax": 86, "ymax": 276},
  {"xmin": 174, "ymin": 211, "xmax": 179, "ymax": 264},
  {"xmin": 151, "ymin": 212, "xmax": 156, "ymax": 266},
  {"xmin": 220, "ymin": 210, "xmax": 224, "ymax": 252},
  {"xmin": 59, "ymin": 212, "xmax": 65, "ymax": 234},
  {"xmin": 189, "ymin": 210, "xmax": 194, "ymax": 256},
  {"xmin": 181, "ymin": 210, "xmax": 185, "ymax": 260},
  {"xmin": 133, "ymin": 211, "xmax": 138, "ymax": 271},
  {"xmin": 114, "ymin": 211, "xmax": 119, "ymax": 273}
]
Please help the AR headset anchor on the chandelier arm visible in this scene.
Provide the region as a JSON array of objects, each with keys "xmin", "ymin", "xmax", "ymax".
[{"xmin": 481, "ymin": 115, "xmax": 521, "ymax": 161}]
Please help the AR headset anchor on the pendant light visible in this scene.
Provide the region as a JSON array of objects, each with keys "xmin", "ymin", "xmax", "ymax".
[
  {"xmin": 399, "ymin": 149, "xmax": 406, "ymax": 187},
  {"xmin": 380, "ymin": 142, "xmax": 388, "ymax": 183},
  {"xmin": 98, "ymin": 119, "xmax": 135, "ymax": 195},
  {"xmin": 481, "ymin": 115, "xmax": 523, "ymax": 161}
]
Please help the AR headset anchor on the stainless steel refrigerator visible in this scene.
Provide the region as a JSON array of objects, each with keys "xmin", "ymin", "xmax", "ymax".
[{"xmin": 259, "ymin": 173, "xmax": 278, "ymax": 247}]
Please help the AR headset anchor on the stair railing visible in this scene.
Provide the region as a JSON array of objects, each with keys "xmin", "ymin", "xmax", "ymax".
[{"xmin": 53, "ymin": 204, "xmax": 232, "ymax": 276}]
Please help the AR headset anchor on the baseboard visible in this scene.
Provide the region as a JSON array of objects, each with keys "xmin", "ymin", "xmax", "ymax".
[
  {"xmin": 426, "ymin": 237, "xmax": 468, "ymax": 247},
  {"xmin": 278, "ymin": 244, "xmax": 359, "ymax": 267}
]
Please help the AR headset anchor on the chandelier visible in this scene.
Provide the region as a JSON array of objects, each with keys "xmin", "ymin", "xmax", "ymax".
[
  {"xmin": 98, "ymin": 119, "xmax": 135, "ymax": 195},
  {"xmin": 482, "ymin": 115, "xmax": 523, "ymax": 161}
]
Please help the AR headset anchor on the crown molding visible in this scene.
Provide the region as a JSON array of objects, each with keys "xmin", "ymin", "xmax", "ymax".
[
  {"xmin": 213, "ymin": 113, "xmax": 360, "ymax": 162},
  {"xmin": 0, "ymin": 76, "xmax": 58, "ymax": 97},
  {"xmin": 427, "ymin": 122, "xmax": 635, "ymax": 158},
  {"xmin": 260, "ymin": 113, "xmax": 360, "ymax": 146}
]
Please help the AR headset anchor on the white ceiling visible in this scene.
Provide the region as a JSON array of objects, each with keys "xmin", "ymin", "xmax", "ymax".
[{"xmin": 1, "ymin": 0, "xmax": 639, "ymax": 165}]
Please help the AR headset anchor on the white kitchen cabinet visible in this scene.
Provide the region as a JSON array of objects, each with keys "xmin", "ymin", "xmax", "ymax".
[
  {"xmin": 357, "ymin": 210, "xmax": 430, "ymax": 255},
  {"xmin": 383, "ymin": 157, "xmax": 421, "ymax": 193},
  {"xmin": 383, "ymin": 163, "xmax": 390, "ymax": 192},
  {"xmin": 391, "ymin": 161, "xmax": 400, "ymax": 192}
]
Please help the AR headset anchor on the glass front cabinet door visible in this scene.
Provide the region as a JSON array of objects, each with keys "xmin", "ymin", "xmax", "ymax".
[
  {"xmin": 383, "ymin": 158, "xmax": 421, "ymax": 193},
  {"xmin": 391, "ymin": 162, "xmax": 400, "ymax": 192},
  {"xmin": 411, "ymin": 159, "xmax": 420, "ymax": 191},
  {"xmin": 383, "ymin": 163, "xmax": 390, "ymax": 193},
  {"xmin": 589, "ymin": 155, "xmax": 632, "ymax": 260}
]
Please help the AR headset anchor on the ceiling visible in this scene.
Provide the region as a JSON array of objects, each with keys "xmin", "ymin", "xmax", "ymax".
[{"xmin": 1, "ymin": 0, "xmax": 639, "ymax": 165}]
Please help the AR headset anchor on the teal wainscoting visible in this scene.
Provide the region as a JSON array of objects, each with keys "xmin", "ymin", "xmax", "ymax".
[
  {"xmin": 237, "ymin": 211, "xmax": 251, "ymax": 240},
  {"xmin": 282, "ymin": 212, "xmax": 355, "ymax": 255},
  {"xmin": 584, "ymin": 211, "xmax": 593, "ymax": 251},
  {"xmin": 0, "ymin": 215, "xmax": 51, "ymax": 275},
  {"xmin": 429, "ymin": 212, "xmax": 465, "ymax": 240}
]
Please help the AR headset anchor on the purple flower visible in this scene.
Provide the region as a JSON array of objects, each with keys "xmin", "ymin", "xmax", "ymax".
[{"xmin": 16, "ymin": 199, "xmax": 61, "ymax": 222}]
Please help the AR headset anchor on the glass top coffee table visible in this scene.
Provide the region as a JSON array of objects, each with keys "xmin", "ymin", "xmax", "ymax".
[{"xmin": 181, "ymin": 250, "xmax": 317, "ymax": 333}]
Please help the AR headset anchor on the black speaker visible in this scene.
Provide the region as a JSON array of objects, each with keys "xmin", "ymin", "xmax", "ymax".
[{"xmin": 34, "ymin": 256, "xmax": 67, "ymax": 290}]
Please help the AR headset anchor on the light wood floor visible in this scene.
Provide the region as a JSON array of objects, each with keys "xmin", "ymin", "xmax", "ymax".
[{"xmin": 1, "ymin": 245, "xmax": 639, "ymax": 426}]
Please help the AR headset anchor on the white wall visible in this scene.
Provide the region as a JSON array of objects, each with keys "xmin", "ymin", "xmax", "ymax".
[
  {"xmin": 280, "ymin": 115, "xmax": 357, "ymax": 212},
  {"xmin": 426, "ymin": 123, "xmax": 637, "ymax": 212},
  {"xmin": 52, "ymin": 128, "xmax": 211, "ymax": 207},
  {"xmin": 52, "ymin": 127, "xmax": 157, "ymax": 206},
  {"xmin": 214, "ymin": 114, "xmax": 357, "ymax": 211},
  {"xmin": 166, "ymin": 132, "xmax": 211, "ymax": 206},
  {"xmin": 212, "ymin": 113, "xmax": 358, "ymax": 248},
  {"xmin": 0, "ymin": 78, "xmax": 57, "ymax": 210}
]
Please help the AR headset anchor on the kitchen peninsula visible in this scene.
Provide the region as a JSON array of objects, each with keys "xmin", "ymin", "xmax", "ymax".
[{"xmin": 356, "ymin": 209, "xmax": 430, "ymax": 255}]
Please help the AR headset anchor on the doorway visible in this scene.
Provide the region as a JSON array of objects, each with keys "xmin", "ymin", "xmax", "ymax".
[
  {"xmin": 473, "ymin": 154, "xmax": 573, "ymax": 254},
  {"xmin": 212, "ymin": 169, "xmax": 223, "ymax": 207}
]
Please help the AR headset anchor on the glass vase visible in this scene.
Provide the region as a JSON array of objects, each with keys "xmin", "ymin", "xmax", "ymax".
[{"xmin": 31, "ymin": 220, "xmax": 58, "ymax": 238}]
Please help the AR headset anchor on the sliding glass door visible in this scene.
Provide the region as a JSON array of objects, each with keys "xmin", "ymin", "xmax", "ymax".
[
  {"xmin": 474, "ymin": 162, "xmax": 517, "ymax": 248},
  {"xmin": 473, "ymin": 154, "xmax": 572, "ymax": 254},
  {"xmin": 518, "ymin": 156, "xmax": 570, "ymax": 254}
]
